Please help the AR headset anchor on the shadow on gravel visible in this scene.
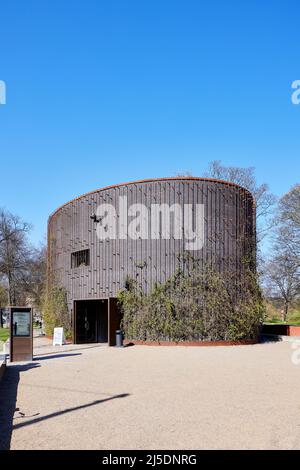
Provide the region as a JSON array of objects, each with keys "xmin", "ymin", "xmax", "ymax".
[
  {"xmin": 12, "ymin": 393, "xmax": 130, "ymax": 431},
  {"xmin": 34, "ymin": 353, "xmax": 82, "ymax": 361},
  {"xmin": 33, "ymin": 345, "xmax": 105, "ymax": 356},
  {"xmin": 0, "ymin": 363, "xmax": 40, "ymax": 450}
]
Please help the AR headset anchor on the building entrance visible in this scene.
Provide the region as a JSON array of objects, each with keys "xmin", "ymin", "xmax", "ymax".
[{"xmin": 74, "ymin": 299, "xmax": 108, "ymax": 344}]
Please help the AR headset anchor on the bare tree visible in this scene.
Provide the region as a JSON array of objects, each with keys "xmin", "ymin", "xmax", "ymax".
[
  {"xmin": 175, "ymin": 171, "xmax": 194, "ymax": 177},
  {"xmin": 204, "ymin": 161, "xmax": 276, "ymax": 240},
  {"xmin": 276, "ymin": 184, "xmax": 300, "ymax": 264},
  {"xmin": 263, "ymin": 251, "xmax": 300, "ymax": 321},
  {"xmin": 262, "ymin": 184, "xmax": 300, "ymax": 319},
  {"xmin": 19, "ymin": 245, "xmax": 47, "ymax": 311},
  {"xmin": 0, "ymin": 208, "xmax": 32, "ymax": 305}
]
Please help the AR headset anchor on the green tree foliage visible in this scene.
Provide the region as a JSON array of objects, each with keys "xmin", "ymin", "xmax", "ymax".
[{"xmin": 118, "ymin": 257, "xmax": 265, "ymax": 342}]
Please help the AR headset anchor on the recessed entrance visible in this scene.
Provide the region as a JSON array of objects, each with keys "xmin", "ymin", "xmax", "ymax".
[
  {"xmin": 73, "ymin": 298, "xmax": 121, "ymax": 346},
  {"xmin": 74, "ymin": 299, "xmax": 108, "ymax": 344}
]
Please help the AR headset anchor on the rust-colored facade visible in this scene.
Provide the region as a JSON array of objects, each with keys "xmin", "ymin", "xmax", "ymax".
[{"xmin": 47, "ymin": 177, "xmax": 256, "ymax": 344}]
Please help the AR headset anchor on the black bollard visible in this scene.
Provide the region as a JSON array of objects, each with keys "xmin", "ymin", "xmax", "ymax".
[{"xmin": 116, "ymin": 330, "xmax": 123, "ymax": 347}]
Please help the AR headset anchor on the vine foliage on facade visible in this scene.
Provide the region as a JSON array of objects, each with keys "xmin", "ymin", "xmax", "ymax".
[
  {"xmin": 42, "ymin": 282, "xmax": 71, "ymax": 337},
  {"xmin": 118, "ymin": 254, "xmax": 265, "ymax": 342}
]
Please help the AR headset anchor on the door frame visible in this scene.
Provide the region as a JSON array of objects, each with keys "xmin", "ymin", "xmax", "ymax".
[{"xmin": 73, "ymin": 297, "xmax": 120, "ymax": 346}]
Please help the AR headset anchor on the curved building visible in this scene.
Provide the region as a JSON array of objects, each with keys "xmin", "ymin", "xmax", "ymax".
[{"xmin": 47, "ymin": 177, "xmax": 256, "ymax": 344}]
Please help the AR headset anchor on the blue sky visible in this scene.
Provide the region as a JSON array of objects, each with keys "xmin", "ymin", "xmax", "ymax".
[{"xmin": 0, "ymin": 0, "xmax": 299, "ymax": 246}]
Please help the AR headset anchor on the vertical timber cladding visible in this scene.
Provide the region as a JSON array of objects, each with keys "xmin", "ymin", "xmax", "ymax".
[{"xmin": 47, "ymin": 177, "xmax": 255, "ymax": 321}]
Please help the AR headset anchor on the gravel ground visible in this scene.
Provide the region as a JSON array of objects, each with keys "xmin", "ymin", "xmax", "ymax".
[{"xmin": 1, "ymin": 338, "xmax": 300, "ymax": 450}]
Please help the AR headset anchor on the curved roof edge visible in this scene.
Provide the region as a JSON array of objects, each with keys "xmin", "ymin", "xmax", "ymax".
[{"xmin": 48, "ymin": 176, "xmax": 255, "ymax": 221}]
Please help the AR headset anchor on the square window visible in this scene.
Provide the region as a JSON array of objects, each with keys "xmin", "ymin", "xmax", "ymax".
[{"xmin": 71, "ymin": 249, "xmax": 90, "ymax": 268}]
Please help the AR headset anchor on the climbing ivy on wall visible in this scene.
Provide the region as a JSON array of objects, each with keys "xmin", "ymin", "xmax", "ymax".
[
  {"xmin": 117, "ymin": 255, "xmax": 265, "ymax": 342},
  {"xmin": 42, "ymin": 284, "xmax": 71, "ymax": 338}
]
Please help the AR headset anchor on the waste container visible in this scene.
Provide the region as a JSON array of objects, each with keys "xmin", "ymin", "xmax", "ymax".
[{"xmin": 116, "ymin": 330, "xmax": 123, "ymax": 347}]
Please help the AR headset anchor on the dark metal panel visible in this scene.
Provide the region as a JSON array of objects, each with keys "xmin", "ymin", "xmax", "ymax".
[{"xmin": 108, "ymin": 298, "xmax": 121, "ymax": 346}]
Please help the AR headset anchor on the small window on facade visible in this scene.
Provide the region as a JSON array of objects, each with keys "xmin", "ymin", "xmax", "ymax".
[{"xmin": 71, "ymin": 249, "xmax": 90, "ymax": 268}]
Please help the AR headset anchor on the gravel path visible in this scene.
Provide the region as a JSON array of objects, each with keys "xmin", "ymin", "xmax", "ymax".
[{"xmin": 1, "ymin": 339, "xmax": 300, "ymax": 449}]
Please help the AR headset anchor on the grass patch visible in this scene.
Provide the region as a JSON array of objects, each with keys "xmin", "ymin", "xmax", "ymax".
[
  {"xmin": 287, "ymin": 310, "xmax": 300, "ymax": 323},
  {"xmin": 0, "ymin": 327, "xmax": 10, "ymax": 343},
  {"xmin": 264, "ymin": 309, "xmax": 300, "ymax": 325}
]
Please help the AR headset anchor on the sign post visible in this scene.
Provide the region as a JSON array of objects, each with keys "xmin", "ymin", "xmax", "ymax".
[
  {"xmin": 10, "ymin": 307, "xmax": 33, "ymax": 362},
  {"xmin": 53, "ymin": 327, "xmax": 65, "ymax": 346}
]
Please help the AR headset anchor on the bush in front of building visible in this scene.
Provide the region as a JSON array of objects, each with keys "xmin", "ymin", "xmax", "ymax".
[
  {"xmin": 42, "ymin": 284, "xmax": 72, "ymax": 338},
  {"xmin": 118, "ymin": 257, "xmax": 265, "ymax": 343}
]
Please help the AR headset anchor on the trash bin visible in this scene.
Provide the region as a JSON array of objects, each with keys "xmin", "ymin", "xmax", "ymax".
[{"xmin": 116, "ymin": 330, "xmax": 123, "ymax": 347}]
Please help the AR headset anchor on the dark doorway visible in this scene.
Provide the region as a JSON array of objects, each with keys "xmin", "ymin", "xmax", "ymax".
[{"xmin": 74, "ymin": 300, "xmax": 108, "ymax": 344}]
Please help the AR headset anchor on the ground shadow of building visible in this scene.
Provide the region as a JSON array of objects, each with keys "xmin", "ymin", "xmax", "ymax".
[{"xmin": 0, "ymin": 363, "xmax": 40, "ymax": 450}]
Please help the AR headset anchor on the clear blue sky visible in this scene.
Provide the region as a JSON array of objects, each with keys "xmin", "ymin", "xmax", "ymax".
[{"xmin": 0, "ymin": 0, "xmax": 299, "ymax": 246}]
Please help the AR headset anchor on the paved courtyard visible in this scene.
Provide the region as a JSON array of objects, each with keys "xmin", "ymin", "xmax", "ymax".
[{"xmin": 1, "ymin": 338, "xmax": 300, "ymax": 450}]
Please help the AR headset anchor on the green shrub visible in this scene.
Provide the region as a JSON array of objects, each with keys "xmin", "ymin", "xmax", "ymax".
[
  {"xmin": 118, "ymin": 256, "xmax": 265, "ymax": 342},
  {"xmin": 42, "ymin": 284, "xmax": 71, "ymax": 338}
]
